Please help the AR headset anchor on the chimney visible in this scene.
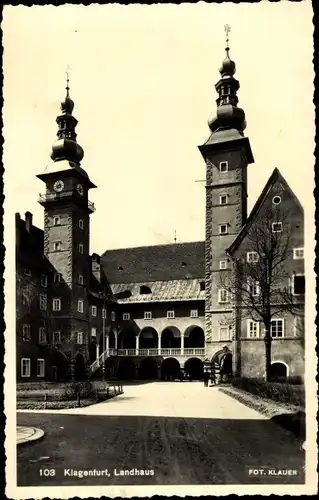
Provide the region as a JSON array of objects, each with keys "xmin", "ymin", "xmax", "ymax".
[
  {"xmin": 15, "ymin": 213, "xmax": 21, "ymax": 250},
  {"xmin": 25, "ymin": 211, "xmax": 33, "ymax": 233},
  {"xmin": 91, "ymin": 253, "xmax": 101, "ymax": 282}
]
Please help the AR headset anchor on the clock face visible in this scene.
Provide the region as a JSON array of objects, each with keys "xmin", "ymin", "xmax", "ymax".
[
  {"xmin": 77, "ymin": 184, "xmax": 84, "ymax": 196},
  {"xmin": 54, "ymin": 180, "xmax": 64, "ymax": 193}
]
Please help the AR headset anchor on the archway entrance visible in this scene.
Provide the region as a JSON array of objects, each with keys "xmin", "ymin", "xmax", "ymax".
[
  {"xmin": 117, "ymin": 358, "xmax": 136, "ymax": 380},
  {"xmin": 184, "ymin": 357, "xmax": 204, "ymax": 380},
  {"xmin": 270, "ymin": 362, "xmax": 288, "ymax": 381},
  {"xmin": 184, "ymin": 326, "xmax": 205, "ymax": 348},
  {"xmin": 74, "ymin": 353, "xmax": 86, "ymax": 380},
  {"xmin": 161, "ymin": 327, "xmax": 181, "ymax": 349},
  {"xmin": 52, "ymin": 351, "xmax": 68, "ymax": 381},
  {"xmin": 139, "ymin": 328, "xmax": 158, "ymax": 349},
  {"xmin": 161, "ymin": 358, "xmax": 181, "ymax": 380},
  {"xmin": 139, "ymin": 358, "xmax": 158, "ymax": 379},
  {"xmin": 211, "ymin": 347, "xmax": 233, "ymax": 379}
]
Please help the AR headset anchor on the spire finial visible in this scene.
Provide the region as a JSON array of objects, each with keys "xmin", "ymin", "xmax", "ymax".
[
  {"xmin": 174, "ymin": 229, "xmax": 177, "ymax": 244},
  {"xmin": 65, "ymin": 64, "xmax": 71, "ymax": 98},
  {"xmin": 224, "ymin": 24, "xmax": 231, "ymax": 51}
]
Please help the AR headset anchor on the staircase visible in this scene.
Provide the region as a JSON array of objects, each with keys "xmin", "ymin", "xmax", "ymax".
[{"xmin": 89, "ymin": 350, "xmax": 109, "ymax": 376}]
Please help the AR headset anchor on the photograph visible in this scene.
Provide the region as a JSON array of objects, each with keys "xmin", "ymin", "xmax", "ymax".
[{"xmin": 3, "ymin": 2, "xmax": 317, "ymax": 498}]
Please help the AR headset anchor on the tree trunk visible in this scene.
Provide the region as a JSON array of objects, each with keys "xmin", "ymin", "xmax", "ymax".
[{"xmin": 264, "ymin": 326, "xmax": 272, "ymax": 381}]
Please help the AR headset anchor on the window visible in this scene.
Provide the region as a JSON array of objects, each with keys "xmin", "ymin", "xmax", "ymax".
[
  {"xmin": 292, "ymin": 274, "xmax": 305, "ymax": 295},
  {"xmin": 53, "ymin": 216, "xmax": 61, "ymax": 226},
  {"xmin": 144, "ymin": 311, "xmax": 152, "ymax": 320},
  {"xmin": 218, "ymin": 289, "xmax": 229, "ymax": 303},
  {"xmin": 22, "ymin": 324, "xmax": 31, "ymax": 342},
  {"xmin": 247, "ymin": 320, "xmax": 260, "ymax": 338},
  {"xmin": 167, "ymin": 311, "xmax": 175, "ymax": 319},
  {"xmin": 219, "ymin": 195, "xmax": 228, "ymax": 205},
  {"xmin": 219, "ymin": 326, "xmax": 230, "ymax": 341},
  {"xmin": 91, "ymin": 327, "xmax": 97, "ymax": 338},
  {"xmin": 272, "ymin": 196, "xmax": 281, "ymax": 205},
  {"xmin": 78, "ymin": 274, "xmax": 84, "ymax": 285},
  {"xmin": 39, "ymin": 293, "xmax": 47, "ymax": 311},
  {"xmin": 123, "ymin": 313, "xmax": 130, "ymax": 321},
  {"xmin": 52, "ymin": 331, "xmax": 61, "ymax": 344},
  {"xmin": 190, "ymin": 309, "xmax": 198, "ymax": 318},
  {"xmin": 21, "ymin": 358, "xmax": 31, "ymax": 378},
  {"xmin": 41, "ymin": 274, "xmax": 47, "ymax": 287},
  {"xmin": 140, "ymin": 285, "xmax": 152, "ymax": 294},
  {"xmin": 247, "ymin": 251, "xmax": 259, "ymax": 263},
  {"xmin": 78, "ymin": 300, "xmax": 84, "ymax": 313},
  {"xmin": 219, "ymin": 260, "xmax": 227, "ymax": 270},
  {"xmin": 102, "ymin": 308, "xmax": 107, "ymax": 319},
  {"xmin": 200, "ymin": 281, "xmax": 205, "ymax": 291},
  {"xmin": 38, "ymin": 327, "xmax": 46, "ymax": 344},
  {"xmin": 271, "ymin": 319, "xmax": 284, "ymax": 338},
  {"xmin": 37, "ymin": 359, "xmax": 45, "ymax": 377},
  {"xmin": 219, "ymin": 161, "xmax": 228, "ymax": 173},
  {"xmin": 52, "ymin": 298, "xmax": 61, "ymax": 311},
  {"xmin": 54, "ymin": 273, "xmax": 61, "ymax": 283},
  {"xmin": 79, "ymin": 243, "xmax": 84, "ymax": 254},
  {"xmin": 248, "ymin": 279, "xmax": 260, "ymax": 297},
  {"xmin": 293, "ymin": 248, "xmax": 304, "ymax": 260},
  {"xmin": 24, "ymin": 269, "xmax": 31, "ymax": 276},
  {"xmin": 91, "ymin": 305, "xmax": 97, "ymax": 316},
  {"xmin": 272, "ymin": 222, "xmax": 282, "ymax": 233},
  {"xmin": 53, "ymin": 241, "xmax": 61, "ymax": 251},
  {"xmin": 79, "ymin": 219, "xmax": 84, "ymax": 230},
  {"xmin": 219, "ymin": 224, "xmax": 228, "ymax": 235},
  {"xmin": 111, "ymin": 311, "xmax": 116, "ymax": 322},
  {"xmin": 77, "ymin": 332, "xmax": 83, "ymax": 344}
]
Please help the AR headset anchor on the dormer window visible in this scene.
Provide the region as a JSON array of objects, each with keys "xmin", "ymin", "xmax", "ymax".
[
  {"xmin": 219, "ymin": 161, "xmax": 228, "ymax": 173},
  {"xmin": 140, "ymin": 285, "xmax": 152, "ymax": 295},
  {"xmin": 118, "ymin": 266, "xmax": 124, "ymax": 271},
  {"xmin": 181, "ymin": 262, "xmax": 187, "ymax": 268}
]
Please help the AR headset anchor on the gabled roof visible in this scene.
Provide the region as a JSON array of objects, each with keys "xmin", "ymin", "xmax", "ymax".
[
  {"xmin": 101, "ymin": 241, "xmax": 205, "ymax": 284},
  {"xmin": 227, "ymin": 168, "xmax": 303, "ymax": 255}
]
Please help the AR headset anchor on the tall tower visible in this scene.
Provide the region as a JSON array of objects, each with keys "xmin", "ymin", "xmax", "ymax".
[
  {"xmin": 37, "ymin": 77, "xmax": 97, "ymax": 377},
  {"xmin": 198, "ymin": 27, "xmax": 254, "ymax": 358}
]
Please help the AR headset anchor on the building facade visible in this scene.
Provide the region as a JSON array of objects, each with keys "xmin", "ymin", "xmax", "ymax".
[{"xmin": 16, "ymin": 44, "xmax": 305, "ymax": 382}]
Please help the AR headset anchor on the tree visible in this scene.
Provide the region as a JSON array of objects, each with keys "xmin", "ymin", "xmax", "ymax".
[{"xmin": 219, "ymin": 206, "xmax": 304, "ymax": 381}]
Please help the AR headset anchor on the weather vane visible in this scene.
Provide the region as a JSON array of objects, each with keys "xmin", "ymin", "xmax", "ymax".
[
  {"xmin": 224, "ymin": 24, "xmax": 231, "ymax": 49},
  {"xmin": 65, "ymin": 64, "xmax": 71, "ymax": 93},
  {"xmin": 174, "ymin": 229, "xmax": 177, "ymax": 244}
]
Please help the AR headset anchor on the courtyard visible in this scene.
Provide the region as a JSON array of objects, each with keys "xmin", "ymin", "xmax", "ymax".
[{"xmin": 17, "ymin": 381, "xmax": 304, "ymax": 485}]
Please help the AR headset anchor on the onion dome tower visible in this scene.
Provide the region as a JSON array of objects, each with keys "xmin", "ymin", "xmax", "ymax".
[{"xmin": 50, "ymin": 74, "xmax": 84, "ymax": 165}]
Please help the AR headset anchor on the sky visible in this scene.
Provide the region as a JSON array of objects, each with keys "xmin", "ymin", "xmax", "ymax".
[{"xmin": 3, "ymin": 2, "xmax": 314, "ymax": 255}]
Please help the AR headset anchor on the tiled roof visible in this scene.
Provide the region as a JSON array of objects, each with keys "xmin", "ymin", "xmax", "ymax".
[
  {"xmin": 101, "ymin": 241, "xmax": 205, "ymax": 284},
  {"xmin": 111, "ymin": 279, "xmax": 205, "ymax": 303}
]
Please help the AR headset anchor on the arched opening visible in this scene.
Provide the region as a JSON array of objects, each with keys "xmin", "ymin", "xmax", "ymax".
[
  {"xmin": 74, "ymin": 353, "xmax": 86, "ymax": 381},
  {"xmin": 211, "ymin": 347, "xmax": 233, "ymax": 379},
  {"xmin": 161, "ymin": 358, "xmax": 181, "ymax": 381},
  {"xmin": 117, "ymin": 358, "xmax": 136, "ymax": 380},
  {"xmin": 161, "ymin": 327, "xmax": 181, "ymax": 349},
  {"xmin": 118, "ymin": 328, "xmax": 136, "ymax": 349},
  {"xmin": 270, "ymin": 362, "xmax": 288, "ymax": 381},
  {"xmin": 184, "ymin": 357, "xmax": 204, "ymax": 380},
  {"xmin": 139, "ymin": 327, "xmax": 158, "ymax": 349},
  {"xmin": 109, "ymin": 330, "xmax": 116, "ymax": 349},
  {"xmin": 89, "ymin": 340, "xmax": 97, "ymax": 364},
  {"xmin": 52, "ymin": 351, "xmax": 68, "ymax": 381},
  {"xmin": 184, "ymin": 326, "xmax": 205, "ymax": 348},
  {"xmin": 139, "ymin": 358, "xmax": 158, "ymax": 380}
]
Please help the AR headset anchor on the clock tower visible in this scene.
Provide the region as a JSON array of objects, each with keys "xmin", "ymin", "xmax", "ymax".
[{"xmin": 37, "ymin": 78, "xmax": 97, "ymax": 378}]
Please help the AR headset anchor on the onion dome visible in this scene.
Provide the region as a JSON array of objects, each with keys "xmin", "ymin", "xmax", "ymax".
[
  {"xmin": 219, "ymin": 47, "xmax": 236, "ymax": 77},
  {"xmin": 50, "ymin": 76, "xmax": 84, "ymax": 165}
]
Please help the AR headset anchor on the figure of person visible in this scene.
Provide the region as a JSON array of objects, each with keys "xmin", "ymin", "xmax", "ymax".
[
  {"xmin": 203, "ymin": 370, "xmax": 210, "ymax": 387},
  {"xmin": 211, "ymin": 366, "xmax": 216, "ymax": 385}
]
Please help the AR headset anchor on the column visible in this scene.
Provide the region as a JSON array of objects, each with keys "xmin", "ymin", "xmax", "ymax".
[
  {"xmin": 181, "ymin": 334, "xmax": 184, "ymax": 355},
  {"xmin": 115, "ymin": 330, "xmax": 118, "ymax": 350},
  {"xmin": 106, "ymin": 334, "xmax": 109, "ymax": 352},
  {"xmin": 158, "ymin": 333, "xmax": 161, "ymax": 355},
  {"xmin": 136, "ymin": 335, "xmax": 139, "ymax": 355},
  {"xmin": 96, "ymin": 344, "xmax": 100, "ymax": 365}
]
